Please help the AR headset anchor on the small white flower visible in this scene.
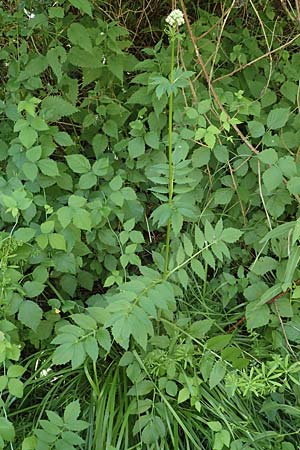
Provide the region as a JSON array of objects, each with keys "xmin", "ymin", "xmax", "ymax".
[
  {"xmin": 166, "ymin": 9, "xmax": 185, "ymax": 27},
  {"xmin": 24, "ymin": 8, "xmax": 35, "ymax": 19},
  {"xmin": 102, "ymin": 55, "xmax": 106, "ymax": 65}
]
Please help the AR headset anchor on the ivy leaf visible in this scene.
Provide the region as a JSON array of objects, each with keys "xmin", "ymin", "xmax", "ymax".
[{"xmin": 18, "ymin": 301, "xmax": 43, "ymax": 331}]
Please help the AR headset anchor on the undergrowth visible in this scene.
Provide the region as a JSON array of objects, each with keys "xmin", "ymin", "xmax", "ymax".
[{"xmin": 0, "ymin": 0, "xmax": 300, "ymax": 449}]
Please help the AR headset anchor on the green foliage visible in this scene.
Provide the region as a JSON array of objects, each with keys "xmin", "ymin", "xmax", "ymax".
[{"xmin": 0, "ymin": 0, "xmax": 300, "ymax": 448}]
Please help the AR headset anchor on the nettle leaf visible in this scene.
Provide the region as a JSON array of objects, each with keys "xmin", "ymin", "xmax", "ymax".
[
  {"xmin": 67, "ymin": 23, "xmax": 92, "ymax": 52},
  {"xmin": 66, "ymin": 154, "xmax": 91, "ymax": 173},
  {"xmin": 267, "ymin": 108, "xmax": 290, "ymax": 130},
  {"xmin": 68, "ymin": 0, "xmax": 93, "ymax": 17},
  {"xmin": 18, "ymin": 301, "xmax": 43, "ymax": 331},
  {"xmin": 41, "ymin": 96, "xmax": 78, "ymax": 121}
]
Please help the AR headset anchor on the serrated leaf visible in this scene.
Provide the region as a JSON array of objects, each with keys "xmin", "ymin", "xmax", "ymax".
[
  {"xmin": 69, "ymin": 0, "xmax": 93, "ymax": 17},
  {"xmin": 67, "ymin": 23, "xmax": 92, "ymax": 52},
  {"xmin": 248, "ymin": 120, "xmax": 265, "ymax": 138},
  {"xmin": 84, "ymin": 335, "xmax": 98, "ymax": 362},
  {"xmin": 18, "ymin": 301, "xmax": 43, "ymax": 331},
  {"xmin": 246, "ymin": 302, "xmax": 270, "ymax": 329},
  {"xmin": 38, "ymin": 158, "xmax": 60, "ymax": 177},
  {"xmin": 8, "ymin": 378, "xmax": 23, "ymax": 398},
  {"xmin": 23, "ymin": 281, "xmax": 45, "ymax": 298},
  {"xmin": 19, "ymin": 126, "xmax": 38, "ymax": 149},
  {"xmin": 0, "ymin": 417, "xmax": 15, "ymax": 441},
  {"xmin": 49, "ymin": 233, "xmax": 66, "ymax": 250},
  {"xmin": 267, "ymin": 108, "xmax": 290, "ymax": 130},
  {"xmin": 209, "ymin": 360, "xmax": 226, "ymax": 389},
  {"xmin": 262, "ymin": 166, "xmax": 283, "ymax": 191},
  {"xmin": 41, "ymin": 96, "xmax": 78, "ymax": 121},
  {"xmin": 257, "ymin": 148, "xmax": 278, "ymax": 164},
  {"xmin": 221, "ymin": 228, "xmax": 242, "ymax": 243},
  {"xmin": 128, "ymin": 137, "xmax": 145, "ymax": 158},
  {"xmin": 66, "ymin": 154, "xmax": 91, "ymax": 173}
]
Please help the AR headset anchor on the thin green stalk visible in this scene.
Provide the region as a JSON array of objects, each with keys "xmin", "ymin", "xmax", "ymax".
[{"xmin": 164, "ymin": 33, "xmax": 175, "ymax": 277}]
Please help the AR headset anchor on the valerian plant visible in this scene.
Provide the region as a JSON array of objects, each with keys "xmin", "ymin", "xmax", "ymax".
[{"xmin": 0, "ymin": 0, "xmax": 299, "ymax": 448}]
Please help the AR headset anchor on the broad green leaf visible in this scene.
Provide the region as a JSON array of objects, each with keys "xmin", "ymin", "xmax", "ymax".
[
  {"xmin": 52, "ymin": 343, "xmax": 74, "ymax": 365},
  {"xmin": 128, "ymin": 137, "xmax": 145, "ymax": 158},
  {"xmin": 78, "ymin": 172, "xmax": 97, "ymax": 189},
  {"xmin": 7, "ymin": 365, "xmax": 25, "ymax": 378},
  {"xmin": 18, "ymin": 301, "xmax": 43, "ymax": 331},
  {"xmin": 262, "ymin": 166, "xmax": 283, "ymax": 191},
  {"xmin": 72, "ymin": 208, "xmax": 91, "ymax": 230},
  {"xmin": 209, "ymin": 360, "xmax": 226, "ymax": 389},
  {"xmin": 41, "ymin": 96, "xmax": 78, "ymax": 121},
  {"xmin": 177, "ymin": 387, "xmax": 190, "ymax": 404},
  {"xmin": 84, "ymin": 335, "xmax": 98, "ymax": 362},
  {"xmin": 221, "ymin": 228, "xmax": 242, "ymax": 243},
  {"xmin": 280, "ymin": 81, "xmax": 298, "ymax": 103},
  {"xmin": 38, "ymin": 159, "xmax": 60, "ymax": 177},
  {"xmin": 206, "ymin": 334, "xmax": 232, "ymax": 351},
  {"xmin": 144, "ymin": 131, "xmax": 160, "ymax": 149},
  {"xmin": 57, "ymin": 207, "xmax": 72, "ymax": 228},
  {"xmin": 257, "ymin": 148, "xmax": 278, "ymax": 164},
  {"xmin": 19, "ymin": 126, "xmax": 38, "ymax": 149},
  {"xmin": 284, "ymin": 246, "xmax": 300, "ymax": 286},
  {"xmin": 8, "ymin": 378, "xmax": 23, "ymax": 398},
  {"xmin": 49, "ymin": 233, "xmax": 66, "ymax": 250},
  {"xmin": 26, "ymin": 145, "xmax": 42, "ymax": 162},
  {"xmin": 14, "ymin": 227, "xmax": 36, "ymax": 242},
  {"xmin": 53, "ymin": 253, "xmax": 76, "ymax": 274},
  {"xmin": 0, "ymin": 417, "xmax": 15, "ymax": 442},
  {"xmin": 64, "ymin": 400, "xmax": 81, "ymax": 424},
  {"xmin": 248, "ymin": 120, "xmax": 265, "ymax": 138},
  {"xmin": 71, "ymin": 313, "xmax": 97, "ymax": 330},
  {"xmin": 66, "ymin": 154, "xmax": 91, "ymax": 173},
  {"xmin": 69, "ymin": 0, "xmax": 93, "ymax": 17},
  {"xmin": 246, "ymin": 302, "xmax": 270, "ymax": 329},
  {"xmin": 67, "ymin": 23, "xmax": 92, "ymax": 52},
  {"xmin": 287, "ymin": 177, "xmax": 300, "ymax": 195},
  {"xmin": 267, "ymin": 108, "xmax": 290, "ymax": 130},
  {"xmin": 54, "ymin": 132, "xmax": 74, "ymax": 147},
  {"xmin": 22, "ymin": 436, "xmax": 37, "ymax": 450},
  {"xmin": 23, "ymin": 281, "xmax": 45, "ymax": 298},
  {"xmin": 96, "ymin": 328, "xmax": 111, "ymax": 352}
]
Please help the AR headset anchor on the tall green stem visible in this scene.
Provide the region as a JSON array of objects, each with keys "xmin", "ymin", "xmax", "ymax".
[{"xmin": 163, "ymin": 35, "xmax": 175, "ymax": 277}]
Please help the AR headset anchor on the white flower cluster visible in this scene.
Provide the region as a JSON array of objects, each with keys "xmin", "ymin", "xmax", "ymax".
[{"xmin": 165, "ymin": 9, "xmax": 185, "ymax": 27}]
